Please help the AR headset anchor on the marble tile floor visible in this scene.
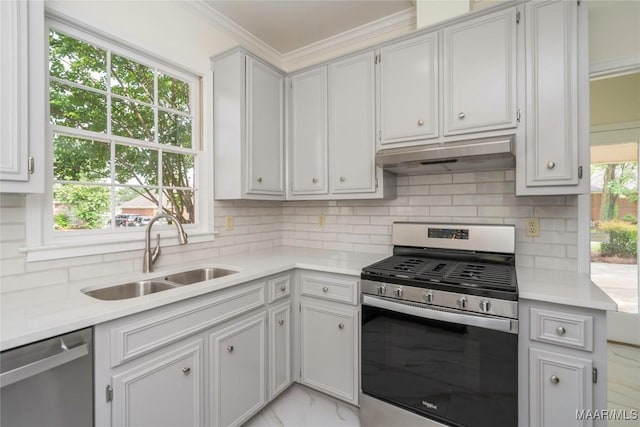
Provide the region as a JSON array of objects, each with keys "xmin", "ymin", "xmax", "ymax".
[{"xmin": 244, "ymin": 384, "xmax": 361, "ymax": 427}]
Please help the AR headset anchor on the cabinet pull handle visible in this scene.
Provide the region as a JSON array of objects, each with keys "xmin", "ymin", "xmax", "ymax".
[
  {"xmin": 547, "ymin": 161, "xmax": 556, "ymax": 169},
  {"xmin": 182, "ymin": 367, "xmax": 191, "ymax": 375},
  {"xmin": 280, "ymin": 285, "xmax": 286, "ymax": 292},
  {"xmin": 556, "ymin": 326, "xmax": 566, "ymax": 335},
  {"xmin": 322, "ymin": 286, "xmax": 329, "ymax": 293},
  {"xmin": 338, "ymin": 323, "xmax": 345, "ymax": 330},
  {"xmin": 257, "ymin": 177, "xmax": 263, "ymax": 183},
  {"xmin": 417, "ymin": 119, "xmax": 424, "ymax": 126},
  {"xmin": 550, "ymin": 375, "xmax": 559, "ymax": 384},
  {"xmin": 226, "ymin": 345, "xmax": 234, "ymax": 353},
  {"xmin": 278, "ymin": 320, "xmax": 284, "ymax": 326},
  {"xmin": 312, "ymin": 178, "xmax": 318, "ymax": 184},
  {"xmin": 340, "ymin": 176, "xmax": 346, "ymax": 182},
  {"xmin": 458, "ymin": 112, "xmax": 466, "ymax": 120}
]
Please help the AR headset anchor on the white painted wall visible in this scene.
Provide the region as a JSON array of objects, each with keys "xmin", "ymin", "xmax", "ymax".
[{"xmin": 589, "ymin": 0, "xmax": 640, "ymax": 70}]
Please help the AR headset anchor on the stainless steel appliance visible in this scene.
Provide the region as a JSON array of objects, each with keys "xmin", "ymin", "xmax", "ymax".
[
  {"xmin": 1, "ymin": 328, "xmax": 93, "ymax": 427},
  {"xmin": 360, "ymin": 223, "xmax": 518, "ymax": 427}
]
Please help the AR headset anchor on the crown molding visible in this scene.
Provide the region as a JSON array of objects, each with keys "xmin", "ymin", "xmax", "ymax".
[
  {"xmin": 281, "ymin": 7, "xmax": 416, "ymax": 71},
  {"xmin": 186, "ymin": 1, "xmax": 416, "ymax": 72},
  {"xmin": 183, "ymin": 0, "xmax": 284, "ymax": 68}
]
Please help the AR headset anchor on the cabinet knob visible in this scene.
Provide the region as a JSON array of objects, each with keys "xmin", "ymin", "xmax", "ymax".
[
  {"xmin": 280, "ymin": 285, "xmax": 286, "ymax": 292},
  {"xmin": 458, "ymin": 112, "xmax": 466, "ymax": 120},
  {"xmin": 547, "ymin": 161, "xmax": 556, "ymax": 169},
  {"xmin": 338, "ymin": 323, "xmax": 345, "ymax": 330},
  {"xmin": 278, "ymin": 319, "xmax": 284, "ymax": 326},
  {"xmin": 257, "ymin": 177, "xmax": 263, "ymax": 183},
  {"xmin": 182, "ymin": 367, "xmax": 191, "ymax": 375},
  {"xmin": 550, "ymin": 375, "xmax": 560, "ymax": 384},
  {"xmin": 417, "ymin": 119, "xmax": 424, "ymax": 126},
  {"xmin": 556, "ymin": 326, "xmax": 566, "ymax": 336},
  {"xmin": 312, "ymin": 178, "xmax": 318, "ymax": 183},
  {"xmin": 226, "ymin": 345, "xmax": 234, "ymax": 353},
  {"xmin": 340, "ymin": 176, "xmax": 346, "ymax": 182},
  {"xmin": 322, "ymin": 286, "xmax": 329, "ymax": 293}
]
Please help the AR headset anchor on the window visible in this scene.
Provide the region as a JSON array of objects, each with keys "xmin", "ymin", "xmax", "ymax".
[
  {"xmin": 26, "ymin": 18, "xmax": 210, "ymax": 260},
  {"xmin": 49, "ymin": 25, "xmax": 199, "ymax": 232}
]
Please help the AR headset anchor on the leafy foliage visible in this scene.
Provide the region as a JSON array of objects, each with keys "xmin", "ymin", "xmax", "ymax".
[
  {"xmin": 592, "ymin": 163, "xmax": 638, "ymax": 221},
  {"xmin": 599, "ymin": 221, "xmax": 638, "ymax": 258},
  {"xmin": 49, "ymin": 29, "xmax": 196, "ymax": 229},
  {"xmin": 54, "ymin": 184, "xmax": 111, "ymax": 230}
]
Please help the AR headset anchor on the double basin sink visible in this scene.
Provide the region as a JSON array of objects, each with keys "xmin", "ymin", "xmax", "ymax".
[{"xmin": 83, "ymin": 267, "xmax": 238, "ymax": 301}]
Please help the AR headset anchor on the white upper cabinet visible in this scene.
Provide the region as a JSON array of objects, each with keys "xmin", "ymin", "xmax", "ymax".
[
  {"xmin": 377, "ymin": 33, "xmax": 439, "ymax": 145},
  {"xmin": 246, "ymin": 58, "xmax": 285, "ymax": 195},
  {"xmin": 329, "ymin": 51, "xmax": 376, "ymax": 194},
  {"xmin": 289, "ymin": 66, "xmax": 329, "ymax": 196},
  {"xmin": 517, "ymin": 0, "xmax": 588, "ymax": 195},
  {"xmin": 443, "ymin": 7, "xmax": 517, "ymax": 135},
  {"xmin": 0, "ymin": 0, "xmax": 45, "ymax": 193},
  {"xmin": 212, "ymin": 49, "xmax": 285, "ymax": 200}
]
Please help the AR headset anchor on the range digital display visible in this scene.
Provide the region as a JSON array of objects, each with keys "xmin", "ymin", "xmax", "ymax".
[{"xmin": 427, "ymin": 228, "xmax": 469, "ymax": 240}]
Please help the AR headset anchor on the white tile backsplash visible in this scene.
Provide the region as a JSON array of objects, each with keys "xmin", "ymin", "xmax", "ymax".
[{"xmin": 0, "ymin": 169, "xmax": 580, "ymax": 293}]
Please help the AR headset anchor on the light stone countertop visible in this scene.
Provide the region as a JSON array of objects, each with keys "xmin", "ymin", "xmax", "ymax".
[
  {"xmin": 517, "ymin": 267, "xmax": 617, "ymax": 311},
  {"xmin": 1, "ymin": 247, "xmax": 618, "ymax": 351}
]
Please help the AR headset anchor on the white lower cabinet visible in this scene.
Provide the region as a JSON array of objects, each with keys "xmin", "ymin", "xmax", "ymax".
[
  {"xmin": 300, "ymin": 298, "xmax": 358, "ymax": 405},
  {"xmin": 519, "ymin": 299, "xmax": 607, "ymax": 427},
  {"xmin": 209, "ymin": 312, "xmax": 267, "ymax": 427},
  {"xmin": 529, "ymin": 348, "xmax": 593, "ymax": 427},
  {"xmin": 269, "ymin": 301, "xmax": 292, "ymax": 399},
  {"xmin": 111, "ymin": 338, "xmax": 204, "ymax": 427}
]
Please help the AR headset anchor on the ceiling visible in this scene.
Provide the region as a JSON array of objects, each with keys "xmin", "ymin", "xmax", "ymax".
[{"xmin": 203, "ymin": 0, "xmax": 415, "ymax": 54}]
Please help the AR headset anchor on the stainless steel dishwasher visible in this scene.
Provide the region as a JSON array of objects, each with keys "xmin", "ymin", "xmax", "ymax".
[{"xmin": 0, "ymin": 328, "xmax": 93, "ymax": 427}]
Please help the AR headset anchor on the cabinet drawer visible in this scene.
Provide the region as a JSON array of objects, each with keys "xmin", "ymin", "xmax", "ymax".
[
  {"xmin": 268, "ymin": 274, "xmax": 291, "ymax": 303},
  {"xmin": 530, "ymin": 308, "xmax": 593, "ymax": 351},
  {"xmin": 108, "ymin": 282, "xmax": 265, "ymax": 367},
  {"xmin": 300, "ymin": 272, "xmax": 358, "ymax": 305}
]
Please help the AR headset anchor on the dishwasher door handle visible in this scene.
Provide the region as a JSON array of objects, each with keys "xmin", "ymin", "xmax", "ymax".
[{"xmin": 0, "ymin": 343, "xmax": 89, "ymax": 388}]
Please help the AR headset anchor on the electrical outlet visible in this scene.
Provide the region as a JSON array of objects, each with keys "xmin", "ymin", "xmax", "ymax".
[
  {"xmin": 225, "ymin": 215, "xmax": 234, "ymax": 231},
  {"xmin": 525, "ymin": 217, "xmax": 540, "ymax": 237},
  {"xmin": 318, "ymin": 214, "xmax": 326, "ymax": 227}
]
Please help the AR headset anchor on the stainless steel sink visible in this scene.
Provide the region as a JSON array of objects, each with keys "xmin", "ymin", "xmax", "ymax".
[
  {"xmin": 82, "ymin": 267, "xmax": 239, "ymax": 300},
  {"xmin": 162, "ymin": 268, "xmax": 238, "ymax": 285},
  {"xmin": 83, "ymin": 280, "xmax": 179, "ymax": 301}
]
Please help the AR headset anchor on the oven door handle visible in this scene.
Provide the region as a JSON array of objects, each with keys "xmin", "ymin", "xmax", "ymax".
[{"xmin": 362, "ymin": 295, "xmax": 518, "ymax": 334}]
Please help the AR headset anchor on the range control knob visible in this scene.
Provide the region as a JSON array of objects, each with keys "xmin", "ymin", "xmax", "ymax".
[
  {"xmin": 457, "ymin": 297, "xmax": 468, "ymax": 309},
  {"xmin": 424, "ymin": 292, "xmax": 434, "ymax": 303},
  {"xmin": 480, "ymin": 300, "xmax": 491, "ymax": 312},
  {"xmin": 377, "ymin": 285, "xmax": 386, "ymax": 296},
  {"xmin": 394, "ymin": 288, "xmax": 403, "ymax": 298}
]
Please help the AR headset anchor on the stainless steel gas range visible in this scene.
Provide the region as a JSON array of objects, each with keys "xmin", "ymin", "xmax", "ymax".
[{"xmin": 360, "ymin": 222, "xmax": 519, "ymax": 427}]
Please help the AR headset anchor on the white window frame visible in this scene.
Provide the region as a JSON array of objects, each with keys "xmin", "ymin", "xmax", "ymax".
[{"xmin": 24, "ymin": 15, "xmax": 213, "ymax": 262}]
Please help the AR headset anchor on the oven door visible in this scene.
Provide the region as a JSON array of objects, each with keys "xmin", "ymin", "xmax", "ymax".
[{"xmin": 361, "ymin": 295, "xmax": 518, "ymax": 427}]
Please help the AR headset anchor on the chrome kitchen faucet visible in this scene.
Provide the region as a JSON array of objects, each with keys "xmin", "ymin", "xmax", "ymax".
[{"xmin": 142, "ymin": 213, "xmax": 188, "ymax": 273}]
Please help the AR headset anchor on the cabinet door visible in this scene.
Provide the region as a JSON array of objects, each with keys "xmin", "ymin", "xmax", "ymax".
[
  {"xmin": 378, "ymin": 33, "xmax": 438, "ymax": 145},
  {"xmin": 524, "ymin": 0, "xmax": 580, "ymax": 188},
  {"xmin": 268, "ymin": 301, "xmax": 291, "ymax": 399},
  {"xmin": 111, "ymin": 338, "xmax": 204, "ymax": 427},
  {"xmin": 0, "ymin": 0, "xmax": 44, "ymax": 193},
  {"xmin": 209, "ymin": 312, "xmax": 266, "ymax": 427},
  {"xmin": 329, "ymin": 51, "xmax": 376, "ymax": 193},
  {"xmin": 290, "ymin": 67, "xmax": 328, "ymax": 195},
  {"xmin": 300, "ymin": 299, "xmax": 358, "ymax": 405},
  {"xmin": 246, "ymin": 57, "xmax": 284, "ymax": 195},
  {"xmin": 529, "ymin": 348, "xmax": 593, "ymax": 427},
  {"xmin": 443, "ymin": 7, "xmax": 517, "ymax": 135}
]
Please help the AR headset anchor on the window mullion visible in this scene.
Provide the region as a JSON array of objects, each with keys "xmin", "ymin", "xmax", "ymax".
[{"xmin": 154, "ymin": 68, "xmax": 163, "ymax": 214}]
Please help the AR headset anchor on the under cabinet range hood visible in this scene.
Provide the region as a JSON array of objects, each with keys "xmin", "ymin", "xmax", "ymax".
[{"xmin": 375, "ymin": 135, "xmax": 515, "ymax": 175}]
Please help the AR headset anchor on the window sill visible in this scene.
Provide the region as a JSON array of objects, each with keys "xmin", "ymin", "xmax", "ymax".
[{"xmin": 22, "ymin": 230, "xmax": 218, "ymax": 262}]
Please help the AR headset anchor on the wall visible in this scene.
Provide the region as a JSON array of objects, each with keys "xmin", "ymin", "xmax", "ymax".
[
  {"xmin": 0, "ymin": 196, "xmax": 283, "ymax": 293},
  {"xmin": 282, "ymin": 170, "xmax": 579, "ymax": 271}
]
